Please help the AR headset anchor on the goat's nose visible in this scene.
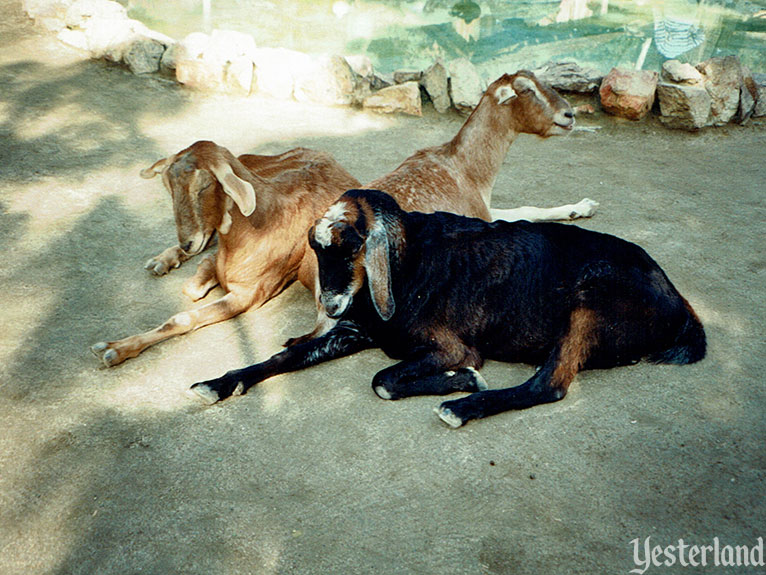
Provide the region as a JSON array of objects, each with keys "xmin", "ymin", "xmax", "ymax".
[{"xmin": 564, "ymin": 110, "xmax": 574, "ymax": 119}]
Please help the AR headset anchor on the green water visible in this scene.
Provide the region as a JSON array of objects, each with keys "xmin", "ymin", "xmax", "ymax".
[{"xmin": 124, "ymin": 0, "xmax": 766, "ymax": 76}]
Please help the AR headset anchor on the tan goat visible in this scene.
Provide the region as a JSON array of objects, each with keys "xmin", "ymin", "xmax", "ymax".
[
  {"xmin": 92, "ymin": 70, "xmax": 596, "ymax": 366},
  {"xmin": 92, "ymin": 143, "xmax": 361, "ymax": 366}
]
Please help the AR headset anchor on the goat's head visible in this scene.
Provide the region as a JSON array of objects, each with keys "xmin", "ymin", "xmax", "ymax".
[
  {"xmin": 140, "ymin": 141, "xmax": 257, "ymax": 256},
  {"xmin": 309, "ymin": 190, "xmax": 400, "ymax": 321},
  {"xmin": 485, "ymin": 70, "xmax": 575, "ymax": 137}
]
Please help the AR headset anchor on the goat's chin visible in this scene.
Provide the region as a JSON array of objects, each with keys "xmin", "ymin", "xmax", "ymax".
[
  {"xmin": 548, "ymin": 123, "xmax": 574, "ymax": 136},
  {"xmin": 182, "ymin": 232, "xmax": 212, "ymax": 256}
]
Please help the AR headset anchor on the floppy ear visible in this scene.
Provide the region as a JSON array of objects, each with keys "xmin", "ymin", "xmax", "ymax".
[
  {"xmin": 140, "ymin": 156, "xmax": 172, "ymax": 179},
  {"xmin": 207, "ymin": 158, "xmax": 256, "ymax": 217},
  {"xmin": 495, "ymin": 84, "xmax": 517, "ymax": 105},
  {"xmin": 364, "ymin": 223, "xmax": 395, "ymax": 321}
]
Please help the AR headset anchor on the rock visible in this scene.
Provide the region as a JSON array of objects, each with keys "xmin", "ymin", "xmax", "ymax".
[
  {"xmin": 533, "ymin": 61, "xmax": 602, "ymax": 92},
  {"xmin": 65, "ymin": 0, "xmax": 127, "ymax": 28},
  {"xmin": 57, "ymin": 27, "xmax": 88, "ymax": 51},
  {"xmin": 252, "ymin": 47, "xmax": 312, "ymax": 99},
  {"xmin": 224, "ymin": 56, "xmax": 254, "ymax": 95},
  {"xmin": 294, "ymin": 54, "xmax": 356, "ymax": 106},
  {"xmin": 160, "ymin": 42, "xmax": 180, "ymax": 74},
  {"xmin": 345, "ymin": 54, "xmax": 374, "ymax": 79},
  {"xmin": 176, "ymin": 58, "xmax": 226, "ymax": 91},
  {"xmin": 208, "ymin": 29, "xmax": 257, "ymax": 62},
  {"xmin": 737, "ymin": 66, "xmax": 757, "ymax": 123},
  {"xmin": 363, "ymin": 81, "xmax": 422, "ymax": 116},
  {"xmin": 421, "ymin": 60, "xmax": 450, "ymax": 114},
  {"xmin": 448, "ymin": 58, "xmax": 484, "ymax": 114},
  {"xmin": 123, "ymin": 37, "xmax": 165, "ymax": 74},
  {"xmin": 23, "ymin": 0, "xmax": 69, "ymax": 31},
  {"xmin": 697, "ymin": 56, "xmax": 742, "ymax": 126},
  {"xmin": 661, "ymin": 59, "xmax": 704, "ymax": 85},
  {"xmin": 574, "ymin": 104, "xmax": 595, "ymax": 115},
  {"xmin": 753, "ymin": 73, "xmax": 766, "ymax": 117},
  {"xmin": 599, "ymin": 67, "xmax": 658, "ymax": 120},
  {"xmin": 393, "ymin": 70, "xmax": 422, "ymax": 84},
  {"xmin": 657, "ymin": 82, "xmax": 711, "ymax": 130}
]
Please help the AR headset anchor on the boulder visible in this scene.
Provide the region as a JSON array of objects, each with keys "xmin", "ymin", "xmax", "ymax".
[
  {"xmin": 533, "ymin": 61, "xmax": 602, "ymax": 92},
  {"xmin": 294, "ymin": 55, "xmax": 356, "ymax": 106},
  {"xmin": 252, "ymin": 47, "xmax": 313, "ymax": 99},
  {"xmin": 65, "ymin": 0, "xmax": 127, "ymax": 28},
  {"xmin": 123, "ymin": 37, "xmax": 165, "ymax": 74},
  {"xmin": 737, "ymin": 66, "xmax": 757, "ymax": 123},
  {"xmin": 448, "ymin": 57, "xmax": 484, "ymax": 114},
  {"xmin": 753, "ymin": 73, "xmax": 766, "ymax": 117},
  {"xmin": 393, "ymin": 70, "xmax": 422, "ymax": 84},
  {"xmin": 23, "ymin": 0, "xmax": 69, "ymax": 31},
  {"xmin": 657, "ymin": 83, "xmax": 711, "ymax": 130},
  {"xmin": 697, "ymin": 56, "xmax": 742, "ymax": 126},
  {"xmin": 599, "ymin": 67, "xmax": 658, "ymax": 120},
  {"xmin": 421, "ymin": 60, "xmax": 450, "ymax": 114},
  {"xmin": 224, "ymin": 56, "xmax": 255, "ymax": 95},
  {"xmin": 363, "ymin": 81, "xmax": 422, "ymax": 116},
  {"xmin": 661, "ymin": 60, "xmax": 703, "ymax": 85},
  {"xmin": 174, "ymin": 32, "xmax": 225, "ymax": 91}
]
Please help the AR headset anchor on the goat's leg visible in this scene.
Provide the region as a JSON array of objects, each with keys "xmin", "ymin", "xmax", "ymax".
[
  {"xmin": 372, "ymin": 349, "xmax": 486, "ymax": 400},
  {"xmin": 490, "ymin": 198, "xmax": 599, "ymax": 222},
  {"xmin": 183, "ymin": 254, "xmax": 219, "ymax": 301},
  {"xmin": 91, "ymin": 291, "xmax": 251, "ymax": 367},
  {"xmin": 435, "ymin": 308, "xmax": 597, "ymax": 427},
  {"xmin": 144, "ymin": 245, "xmax": 193, "ymax": 276},
  {"xmin": 190, "ymin": 321, "xmax": 374, "ymax": 404}
]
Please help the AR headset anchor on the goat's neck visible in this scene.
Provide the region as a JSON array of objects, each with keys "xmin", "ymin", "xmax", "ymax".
[{"xmin": 448, "ymin": 103, "xmax": 518, "ymax": 207}]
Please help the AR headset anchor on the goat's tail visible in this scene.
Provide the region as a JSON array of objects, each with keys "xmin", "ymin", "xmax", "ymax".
[{"xmin": 649, "ymin": 298, "xmax": 706, "ymax": 365}]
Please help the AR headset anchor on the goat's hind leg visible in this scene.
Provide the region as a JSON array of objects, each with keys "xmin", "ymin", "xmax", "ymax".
[{"xmin": 436, "ymin": 308, "xmax": 597, "ymax": 427}]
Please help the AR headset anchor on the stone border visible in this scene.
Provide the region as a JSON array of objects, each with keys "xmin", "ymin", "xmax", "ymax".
[{"xmin": 22, "ymin": 0, "xmax": 766, "ymax": 128}]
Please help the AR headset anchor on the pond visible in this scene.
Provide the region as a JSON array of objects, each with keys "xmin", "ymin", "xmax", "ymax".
[{"xmin": 124, "ymin": 0, "xmax": 766, "ymax": 77}]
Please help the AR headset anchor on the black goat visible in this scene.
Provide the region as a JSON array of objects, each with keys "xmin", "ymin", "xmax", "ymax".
[{"xmin": 191, "ymin": 189, "xmax": 706, "ymax": 427}]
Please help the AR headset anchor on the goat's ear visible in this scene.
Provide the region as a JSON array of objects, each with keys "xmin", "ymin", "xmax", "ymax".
[
  {"xmin": 495, "ymin": 84, "xmax": 517, "ymax": 105},
  {"xmin": 511, "ymin": 75, "xmax": 540, "ymax": 98},
  {"xmin": 140, "ymin": 156, "xmax": 171, "ymax": 179},
  {"xmin": 208, "ymin": 160, "xmax": 256, "ymax": 217},
  {"xmin": 364, "ymin": 223, "xmax": 395, "ymax": 321}
]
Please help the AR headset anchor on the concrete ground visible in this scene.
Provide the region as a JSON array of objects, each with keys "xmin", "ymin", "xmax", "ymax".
[{"xmin": 1, "ymin": 2, "xmax": 765, "ymax": 573}]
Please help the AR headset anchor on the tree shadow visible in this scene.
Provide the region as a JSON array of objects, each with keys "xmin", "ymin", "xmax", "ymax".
[{"xmin": 0, "ymin": 58, "xmax": 188, "ymax": 184}]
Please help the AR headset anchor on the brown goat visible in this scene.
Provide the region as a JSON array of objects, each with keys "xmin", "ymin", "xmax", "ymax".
[
  {"xmin": 92, "ymin": 142, "xmax": 360, "ymax": 366},
  {"xmin": 92, "ymin": 70, "xmax": 595, "ymax": 366}
]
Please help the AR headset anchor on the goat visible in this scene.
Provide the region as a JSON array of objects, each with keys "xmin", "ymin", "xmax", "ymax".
[
  {"xmin": 92, "ymin": 70, "xmax": 595, "ymax": 365},
  {"xmin": 91, "ymin": 141, "xmax": 361, "ymax": 366},
  {"xmin": 191, "ymin": 189, "xmax": 705, "ymax": 427},
  {"xmin": 287, "ymin": 69, "xmax": 598, "ymax": 344}
]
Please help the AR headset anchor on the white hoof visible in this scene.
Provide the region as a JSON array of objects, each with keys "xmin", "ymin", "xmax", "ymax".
[
  {"xmin": 434, "ymin": 406, "xmax": 463, "ymax": 428},
  {"xmin": 189, "ymin": 384, "xmax": 220, "ymax": 405},
  {"xmin": 373, "ymin": 385, "xmax": 392, "ymax": 400},
  {"xmin": 570, "ymin": 198, "xmax": 599, "ymax": 219}
]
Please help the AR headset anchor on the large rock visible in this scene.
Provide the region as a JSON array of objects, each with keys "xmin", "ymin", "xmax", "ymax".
[
  {"xmin": 753, "ymin": 73, "xmax": 766, "ymax": 117},
  {"xmin": 657, "ymin": 83, "xmax": 711, "ymax": 130},
  {"xmin": 23, "ymin": 0, "xmax": 69, "ymax": 31},
  {"xmin": 599, "ymin": 67, "xmax": 658, "ymax": 120},
  {"xmin": 737, "ymin": 66, "xmax": 757, "ymax": 123},
  {"xmin": 697, "ymin": 56, "xmax": 742, "ymax": 126},
  {"xmin": 65, "ymin": 0, "xmax": 127, "ymax": 28},
  {"xmin": 252, "ymin": 47, "xmax": 313, "ymax": 99},
  {"xmin": 123, "ymin": 37, "xmax": 165, "ymax": 74},
  {"xmin": 421, "ymin": 60, "xmax": 450, "ymax": 113},
  {"xmin": 224, "ymin": 56, "xmax": 255, "ymax": 95},
  {"xmin": 294, "ymin": 55, "xmax": 356, "ymax": 106},
  {"xmin": 448, "ymin": 58, "xmax": 484, "ymax": 114},
  {"xmin": 363, "ymin": 82, "xmax": 422, "ymax": 116},
  {"xmin": 661, "ymin": 60, "xmax": 703, "ymax": 85},
  {"xmin": 533, "ymin": 61, "xmax": 602, "ymax": 92}
]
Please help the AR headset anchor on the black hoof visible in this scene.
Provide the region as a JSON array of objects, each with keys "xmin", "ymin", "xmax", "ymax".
[{"xmin": 189, "ymin": 376, "xmax": 244, "ymax": 405}]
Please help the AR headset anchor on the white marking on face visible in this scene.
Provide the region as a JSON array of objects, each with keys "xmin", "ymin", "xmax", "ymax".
[
  {"xmin": 321, "ymin": 291, "xmax": 353, "ymax": 318},
  {"xmin": 315, "ymin": 202, "xmax": 349, "ymax": 247},
  {"xmin": 495, "ymin": 85, "xmax": 516, "ymax": 104},
  {"xmin": 218, "ymin": 196, "xmax": 234, "ymax": 235}
]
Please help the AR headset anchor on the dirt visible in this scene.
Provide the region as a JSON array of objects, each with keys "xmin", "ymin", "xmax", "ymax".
[{"xmin": 1, "ymin": 1, "xmax": 765, "ymax": 574}]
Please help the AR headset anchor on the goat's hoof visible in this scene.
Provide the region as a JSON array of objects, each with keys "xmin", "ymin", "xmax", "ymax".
[
  {"xmin": 434, "ymin": 405, "xmax": 465, "ymax": 428},
  {"xmin": 189, "ymin": 382, "xmax": 221, "ymax": 405},
  {"xmin": 90, "ymin": 342, "xmax": 122, "ymax": 367},
  {"xmin": 144, "ymin": 257, "xmax": 174, "ymax": 276},
  {"xmin": 571, "ymin": 198, "xmax": 599, "ymax": 219},
  {"xmin": 373, "ymin": 385, "xmax": 393, "ymax": 400},
  {"xmin": 462, "ymin": 367, "xmax": 488, "ymax": 391}
]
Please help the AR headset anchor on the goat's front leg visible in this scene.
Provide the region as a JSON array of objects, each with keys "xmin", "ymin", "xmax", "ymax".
[
  {"xmin": 490, "ymin": 198, "xmax": 599, "ymax": 223},
  {"xmin": 144, "ymin": 245, "xmax": 193, "ymax": 276},
  {"xmin": 371, "ymin": 350, "xmax": 487, "ymax": 400},
  {"xmin": 190, "ymin": 322, "xmax": 374, "ymax": 404},
  {"xmin": 91, "ymin": 291, "xmax": 252, "ymax": 367}
]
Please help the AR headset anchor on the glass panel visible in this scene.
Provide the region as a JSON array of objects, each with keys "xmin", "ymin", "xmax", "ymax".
[{"xmin": 124, "ymin": 0, "xmax": 766, "ymax": 75}]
